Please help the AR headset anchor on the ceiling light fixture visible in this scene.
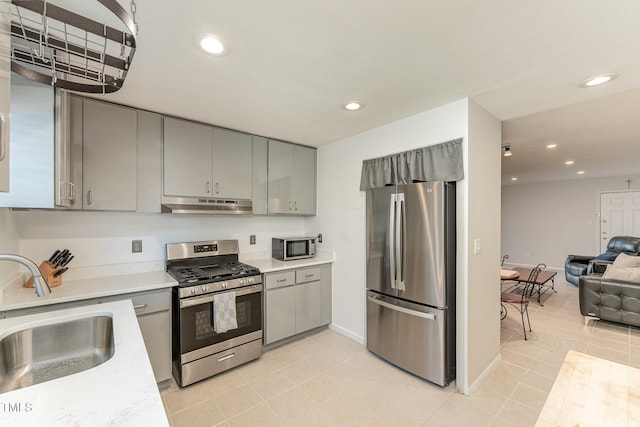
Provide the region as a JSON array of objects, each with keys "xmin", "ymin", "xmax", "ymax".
[
  {"xmin": 511, "ymin": 177, "xmax": 518, "ymax": 181},
  {"xmin": 565, "ymin": 160, "xmax": 574, "ymax": 165},
  {"xmin": 503, "ymin": 145, "xmax": 513, "ymax": 157},
  {"xmin": 577, "ymin": 171, "xmax": 585, "ymax": 175},
  {"xmin": 546, "ymin": 144, "xmax": 557, "ymax": 149},
  {"xmin": 342, "ymin": 101, "xmax": 364, "ymax": 111},
  {"xmin": 199, "ymin": 34, "xmax": 227, "ymax": 55},
  {"xmin": 580, "ymin": 73, "xmax": 619, "ymax": 88}
]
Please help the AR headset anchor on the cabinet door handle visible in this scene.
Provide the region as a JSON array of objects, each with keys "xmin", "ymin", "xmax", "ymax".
[
  {"xmin": 0, "ymin": 114, "xmax": 6, "ymax": 161},
  {"xmin": 206, "ymin": 181, "xmax": 211, "ymax": 194},
  {"xmin": 215, "ymin": 182, "xmax": 219, "ymax": 194},
  {"xmin": 133, "ymin": 304, "xmax": 147, "ymax": 313},
  {"xmin": 294, "ymin": 201, "xmax": 298, "ymax": 211},
  {"xmin": 276, "ymin": 278, "xmax": 287, "ymax": 283},
  {"xmin": 87, "ymin": 190, "xmax": 92, "ymax": 205},
  {"xmin": 69, "ymin": 182, "xmax": 76, "ymax": 202},
  {"xmin": 288, "ymin": 201, "xmax": 292, "ymax": 211}
]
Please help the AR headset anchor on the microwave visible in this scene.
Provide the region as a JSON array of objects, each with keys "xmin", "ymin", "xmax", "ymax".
[{"xmin": 272, "ymin": 237, "xmax": 316, "ymax": 261}]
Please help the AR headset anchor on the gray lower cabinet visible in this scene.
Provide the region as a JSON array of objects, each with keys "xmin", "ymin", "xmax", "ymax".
[
  {"xmin": 102, "ymin": 289, "xmax": 172, "ymax": 385},
  {"xmin": 4, "ymin": 288, "xmax": 172, "ymax": 385},
  {"xmin": 263, "ymin": 264, "xmax": 331, "ymax": 345}
]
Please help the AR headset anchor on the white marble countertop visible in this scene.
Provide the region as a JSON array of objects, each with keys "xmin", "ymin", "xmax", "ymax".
[
  {"xmin": 244, "ymin": 250, "xmax": 335, "ymax": 273},
  {"xmin": 0, "ymin": 300, "xmax": 169, "ymax": 427},
  {"xmin": 0, "ymin": 270, "xmax": 177, "ymax": 312}
]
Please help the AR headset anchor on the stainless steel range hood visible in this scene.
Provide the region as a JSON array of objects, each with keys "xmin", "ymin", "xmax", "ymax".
[{"xmin": 161, "ymin": 196, "xmax": 252, "ymax": 215}]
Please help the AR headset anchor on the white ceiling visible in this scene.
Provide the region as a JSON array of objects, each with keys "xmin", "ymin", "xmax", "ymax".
[{"xmin": 51, "ymin": 1, "xmax": 640, "ymax": 184}]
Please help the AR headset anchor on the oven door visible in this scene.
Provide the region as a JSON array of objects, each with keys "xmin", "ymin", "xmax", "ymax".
[{"xmin": 179, "ymin": 284, "xmax": 262, "ymax": 363}]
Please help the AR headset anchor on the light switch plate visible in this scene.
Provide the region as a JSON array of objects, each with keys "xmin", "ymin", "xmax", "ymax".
[
  {"xmin": 473, "ymin": 238, "xmax": 481, "ymax": 254},
  {"xmin": 132, "ymin": 240, "xmax": 142, "ymax": 253}
]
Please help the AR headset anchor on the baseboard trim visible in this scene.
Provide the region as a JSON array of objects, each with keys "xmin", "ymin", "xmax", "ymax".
[
  {"xmin": 503, "ymin": 262, "xmax": 562, "ymax": 273},
  {"xmin": 329, "ymin": 323, "xmax": 364, "ymax": 345},
  {"xmin": 465, "ymin": 353, "xmax": 502, "ymax": 395}
]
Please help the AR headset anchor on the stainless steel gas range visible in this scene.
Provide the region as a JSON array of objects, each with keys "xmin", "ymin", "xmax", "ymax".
[{"xmin": 166, "ymin": 239, "xmax": 263, "ymax": 387}]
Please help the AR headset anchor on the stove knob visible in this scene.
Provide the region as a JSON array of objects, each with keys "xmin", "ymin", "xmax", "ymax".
[
  {"xmin": 190, "ymin": 288, "xmax": 197, "ymax": 295},
  {"xmin": 239, "ymin": 279, "xmax": 245, "ymax": 286},
  {"xmin": 202, "ymin": 285, "xmax": 208, "ymax": 293},
  {"xmin": 222, "ymin": 282, "xmax": 227, "ymax": 289},
  {"xmin": 248, "ymin": 277, "xmax": 254, "ymax": 284}
]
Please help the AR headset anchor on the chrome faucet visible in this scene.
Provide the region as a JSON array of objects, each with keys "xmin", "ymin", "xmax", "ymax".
[{"xmin": 0, "ymin": 254, "xmax": 52, "ymax": 297}]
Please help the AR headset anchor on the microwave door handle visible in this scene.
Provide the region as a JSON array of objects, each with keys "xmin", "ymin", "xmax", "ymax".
[
  {"xmin": 389, "ymin": 193, "xmax": 397, "ymax": 289},
  {"xmin": 397, "ymin": 192, "xmax": 405, "ymax": 291}
]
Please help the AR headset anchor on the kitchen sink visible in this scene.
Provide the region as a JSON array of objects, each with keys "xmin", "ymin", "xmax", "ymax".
[{"xmin": 0, "ymin": 315, "xmax": 115, "ymax": 394}]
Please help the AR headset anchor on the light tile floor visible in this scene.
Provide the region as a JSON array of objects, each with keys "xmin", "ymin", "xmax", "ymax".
[{"xmin": 161, "ymin": 275, "xmax": 640, "ymax": 426}]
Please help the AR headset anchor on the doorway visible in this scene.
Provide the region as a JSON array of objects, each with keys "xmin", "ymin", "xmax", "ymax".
[{"xmin": 599, "ymin": 191, "xmax": 640, "ymax": 252}]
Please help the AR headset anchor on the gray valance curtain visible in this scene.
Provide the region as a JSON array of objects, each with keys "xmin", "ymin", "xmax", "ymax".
[{"xmin": 359, "ymin": 137, "xmax": 464, "ymax": 191}]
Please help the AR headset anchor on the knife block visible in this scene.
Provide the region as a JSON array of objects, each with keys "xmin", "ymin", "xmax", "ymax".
[{"xmin": 24, "ymin": 261, "xmax": 63, "ymax": 288}]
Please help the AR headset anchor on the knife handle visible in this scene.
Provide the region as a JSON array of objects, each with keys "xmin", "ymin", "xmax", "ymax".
[
  {"xmin": 48, "ymin": 249, "xmax": 60, "ymax": 263},
  {"xmin": 53, "ymin": 267, "xmax": 68, "ymax": 277}
]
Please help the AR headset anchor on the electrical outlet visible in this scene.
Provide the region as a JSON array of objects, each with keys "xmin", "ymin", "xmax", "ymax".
[
  {"xmin": 249, "ymin": 234, "xmax": 256, "ymax": 245},
  {"xmin": 132, "ymin": 240, "xmax": 143, "ymax": 253},
  {"xmin": 317, "ymin": 233, "xmax": 323, "ymax": 243}
]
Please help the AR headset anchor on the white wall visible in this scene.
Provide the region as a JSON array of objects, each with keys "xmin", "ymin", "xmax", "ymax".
[
  {"xmin": 310, "ymin": 98, "xmax": 502, "ymax": 394},
  {"xmin": 501, "ymin": 174, "xmax": 640, "ymax": 270},
  {"xmin": 464, "ymin": 100, "xmax": 502, "ymax": 391},
  {"xmin": 0, "ymin": 208, "xmax": 20, "ymax": 283},
  {"xmin": 14, "ymin": 210, "xmax": 305, "ymax": 273},
  {"xmin": 310, "ymin": 98, "xmax": 469, "ymax": 341}
]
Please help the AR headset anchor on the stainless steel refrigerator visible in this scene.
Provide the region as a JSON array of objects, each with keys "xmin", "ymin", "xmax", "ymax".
[{"xmin": 366, "ymin": 181, "xmax": 456, "ymax": 386}]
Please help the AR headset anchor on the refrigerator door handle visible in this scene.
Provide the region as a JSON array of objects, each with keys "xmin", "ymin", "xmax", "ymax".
[
  {"xmin": 397, "ymin": 192, "xmax": 405, "ymax": 291},
  {"xmin": 389, "ymin": 193, "xmax": 397, "ymax": 289},
  {"xmin": 367, "ymin": 294, "xmax": 436, "ymax": 320}
]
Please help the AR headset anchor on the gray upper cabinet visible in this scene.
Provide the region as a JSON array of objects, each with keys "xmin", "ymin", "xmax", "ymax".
[
  {"xmin": 0, "ymin": 3, "xmax": 10, "ymax": 193},
  {"xmin": 163, "ymin": 117, "xmax": 252, "ymax": 200},
  {"xmin": 82, "ymin": 99, "xmax": 137, "ymax": 211},
  {"xmin": 136, "ymin": 111, "xmax": 163, "ymax": 213},
  {"xmin": 252, "ymin": 136, "xmax": 268, "ymax": 214},
  {"xmin": 267, "ymin": 140, "xmax": 316, "ymax": 215},
  {"xmin": 56, "ymin": 94, "xmax": 162, "ymax": 212},
  {"xmin": 163, "ymin": 117, "xmax": 212, "ymax": 197},
  {"xmin": 212, "ymin": 127, "xmax": 252, "ymax": 199}
]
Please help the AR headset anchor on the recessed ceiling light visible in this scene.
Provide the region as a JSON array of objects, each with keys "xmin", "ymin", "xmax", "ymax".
[
  {"xmin": 342, "ymin": 101, "xmax": 364, "ymax": 111},
  {"xmin": 511, "ymin": 177, "xmax": 518, "ymax": 181},
  {"xmin": 565, "ymin": 160, "xmax": 574, "ymax": 165},
  {"xmin": 577, "ymin": 171, "xmax": 585, "ymax": 175},
  {"xmin": 199, "ymin": 34, "xmax": 227, "ymax": 55},
  {"xmin": 546, "ymin": 144, "xmax": 557, "ymax": 149},
  {"xmin": 580, "ymin": 73, "xmax": 619, "ymax": 88}
]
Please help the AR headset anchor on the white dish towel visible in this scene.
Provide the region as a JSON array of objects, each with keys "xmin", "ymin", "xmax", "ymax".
[{"xmin": 213, "ymin": 291, "xmax": 238, "ymax": 333}]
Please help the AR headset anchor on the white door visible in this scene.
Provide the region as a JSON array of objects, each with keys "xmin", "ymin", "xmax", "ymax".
[{"xmin": 600, "ymin": 191, "xmax": 640, "ymax": 252}]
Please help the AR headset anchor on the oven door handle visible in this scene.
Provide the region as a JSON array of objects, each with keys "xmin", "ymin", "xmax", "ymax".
[{"xmin": 180, "ymin": 284, "xmax": 263, "ymax": 308}]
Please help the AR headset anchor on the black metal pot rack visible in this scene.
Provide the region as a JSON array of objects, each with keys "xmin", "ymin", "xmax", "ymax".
[{"xmin": 8, "ymin": 0, "xmax": 137, "ymax": 93}]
